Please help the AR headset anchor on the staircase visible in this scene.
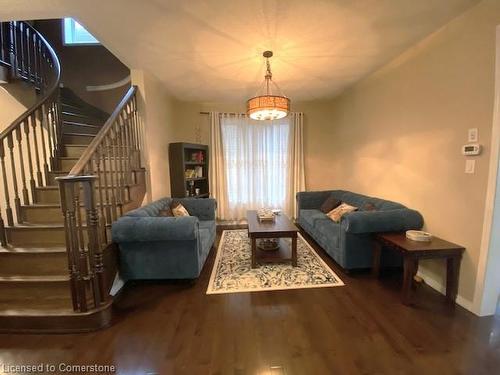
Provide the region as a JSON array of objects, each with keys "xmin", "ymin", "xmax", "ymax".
[{"xmin": 0, "ymin": 21, "xmax": 146, "ymax": 332}]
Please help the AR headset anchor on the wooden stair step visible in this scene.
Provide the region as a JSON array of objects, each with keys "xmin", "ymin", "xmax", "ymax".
[
  {"xmin": 62, "ymin": 111, "xmax": 104, "ymax": 124},
  {"xmin": 5, "ymin": 224, "xmax": 68, "ymax": 245},
  {"xmin": 62, "ymin": 121, "xmax": 101, "ymax": 135},
  {"xmin": 34, "ymin": 184, "xmax": 136, "ymax": 204},
  {"xmin": 0, "ymin": 275, "xmax": 71, "ymax": 301},
  {"xmin": 0, "ymin": 246, "xmax": 67, "ymax": 276},
  {"xmin": 62, "ymin": 133, "xmax": 95, "ymax": 145}
]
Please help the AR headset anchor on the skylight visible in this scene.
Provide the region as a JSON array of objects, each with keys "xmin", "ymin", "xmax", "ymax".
[{"xmin": 63, "ymin": 18, "xmax": 99, "ymax": 46}]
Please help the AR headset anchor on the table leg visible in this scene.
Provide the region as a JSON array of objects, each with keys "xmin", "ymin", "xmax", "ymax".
[
  {"xmin": 446, "ymin": 255, "xmax": 462, "ymax": 306},
  {"xmin": 291, "ymin": 236, "xmax": 297, "ymax": 267},
  {"xmin": 402, "ymin": 256, "xmax": 418, "ymax": 305},
  {"xmin": 372, "ymin": 241, "xmax": 382, "ymax": 278},
  {"xmin": 251, "ymin": 237, "xmax": 257, "ymax": 268}
]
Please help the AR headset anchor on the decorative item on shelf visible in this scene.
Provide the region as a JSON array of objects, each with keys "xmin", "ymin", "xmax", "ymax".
[
  {"xmin": 195, "ymin": 188, "xmax": 200, "ymax": 196},
  {"xmin": 185, "ymin": 169, "xmax": 196, "ymax": 179},
  {"xmin": 257, "ymin": 208, "xmax": 275, "ymax": 222},
  {"xmin": 247, "ymin": 50, "xmax": 290, "ymax": 121},
  {"xmin": 188, "ymin": 180, "xmax": 195, "ymax": 196},
  {"xmin": 195, "ymin": 166, "xmax": 203, "ymax": 178},
  {"xmin": 257, "ymin": 238, "xmax": 280, "ymax": 251},
  {"xmin": 406, "ymin": 230, "xmax": 433, "ymax": 242}
]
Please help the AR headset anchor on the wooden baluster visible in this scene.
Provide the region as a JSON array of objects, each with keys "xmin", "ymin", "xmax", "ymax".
[
  {"xmin": 23, "ymin": 121, "xmax": 36, "ymax": 201},
  {"xmin": 30, "ymin": 113, "xmax": 43, "ymax": 186},
  {"xmin": 123, "ymin": 111, "xmax": 132, "ymax": 184},
  {"xmin": 74, "ymin": 185, "xmax": 90, "ymax": 312},
  {"xmin": 38, "ymin": 105, "xmax": 50, "ymax": 183},
  {"xmin": 94, "ymin": 149, "xmax": 107, "ymax": 242},
  {"xmin": 116, "ymin": 121, "xmax": 126, "ymax": 213},
  {"xmin": 117, "ymin": 117, "xmax": 127, "ymax": 195},
  {"xmin": 16, "ymin": 127, "xmax": 29, "ymax": 205},
  {"xmin": 24, "ymin": 28, "xmax": 33, "ymax": 82},
  {"xmin": 104, "ymin": 135, "xmax": 117, "ymax": 221},
  {"xmin": 54, "ymin": 98, "xmax": 63, "ymax": 157},
  {"xmin": 58, "ymin": 179, "xmax": 86, "ymax": 311},
  {"xmin": 0, "ymin": 139, "xmax": 13, "ymax": 226},
  {"xmin": 45, "ymin": 101, "xmax": 56, "ymax": 170},
  {"xmin": 7, "ymin": 133, "xmax": 22, "ymax": 223},
  {"xmin": 132, "ymin": 96, "xmax": 141, "ymax": 167},
  {"xmin": 0, "ymin": 207, "xmax": 6, "ymax": 247},
  {"xmin": 110, "ymin": 126, "xmax": 123, "ymax": 214},
  {"xmin": 82, "ymin": 176, "xmax": 105, "ymax": 305}
]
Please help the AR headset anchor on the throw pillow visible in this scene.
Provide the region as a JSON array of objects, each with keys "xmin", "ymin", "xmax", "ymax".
[
  {"xmin": 320, "ymin": 196, "xmax": 342, "ymax": 214},
  {"xmin": 171, "ymin": 202, "xmax": 190, "ymax": 217},
  {"xmin": 362, "ymin": 202, "xmax": 377, "ymax": 211},
  {"xmin": 158, "ymin": 207, "xmax": 173, "ymax": 217},
  {"xmin": 327, "ymin": 203, "xmax": 358, "ymax": 222}
]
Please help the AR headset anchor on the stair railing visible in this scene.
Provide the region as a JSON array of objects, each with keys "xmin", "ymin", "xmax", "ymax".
[
  {"xmin": 0, "ymin": 21, "xmax": 62, "ymax": 246},
  {"xmin": 57, "ymin": 85, "xmax": 142, "ymax": 312}
]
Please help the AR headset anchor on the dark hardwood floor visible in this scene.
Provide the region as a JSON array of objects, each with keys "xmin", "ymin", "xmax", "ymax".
[{"xmin": 1, "ymin": 227, "xmax": 499, "ymax": 374}]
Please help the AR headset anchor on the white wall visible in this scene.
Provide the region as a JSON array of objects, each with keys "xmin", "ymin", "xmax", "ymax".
[{"xmin": 131, "ymin": 70, "xmax": 175, "ymax": 202}]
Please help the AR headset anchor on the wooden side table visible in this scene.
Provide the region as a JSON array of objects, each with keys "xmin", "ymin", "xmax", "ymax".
[{"xmin": 373, "ymin": 233, "xmax": 465, "ymax": 306}]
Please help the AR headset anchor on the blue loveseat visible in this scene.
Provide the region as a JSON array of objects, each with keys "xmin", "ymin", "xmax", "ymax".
[
  {"xmin": 112, "ymin": 197, "xmax": 216, "ymax": 280},
  {"xmin": 297, "ymin": 190, "xmax": 423, "ymax": 270}
]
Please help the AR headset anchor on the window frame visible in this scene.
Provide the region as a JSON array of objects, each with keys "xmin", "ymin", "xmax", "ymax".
[{"xmin": 62, "ymin": 18, "xmax": 100, "ymax": 47}]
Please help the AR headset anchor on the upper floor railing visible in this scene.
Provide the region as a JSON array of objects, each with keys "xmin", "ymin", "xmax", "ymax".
[{"xmin": 0, "ymin": 21, "xmax": 62, "ymax": 245}]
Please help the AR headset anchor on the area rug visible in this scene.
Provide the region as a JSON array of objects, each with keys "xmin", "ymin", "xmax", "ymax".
[{"xmin": 206, "ymin": 229, "xmax": 344, "ymax": 294}]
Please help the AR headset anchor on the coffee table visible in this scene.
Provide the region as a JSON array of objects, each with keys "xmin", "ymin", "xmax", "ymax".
[{"xmin": 246, "ymin": 210, "xmax": 299, "ymax": 268}]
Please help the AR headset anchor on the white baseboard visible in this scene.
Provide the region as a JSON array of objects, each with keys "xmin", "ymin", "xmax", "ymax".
[{"xmin": 417, "ymin": 270, "xmax": 475, "ymax": 314}]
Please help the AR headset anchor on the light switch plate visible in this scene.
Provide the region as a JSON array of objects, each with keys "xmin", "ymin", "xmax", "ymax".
[
  {"xmin": 465, "ymin": 159, "xmax": 475, "ymax": 174},
  {"xmin": 468, "ymin": 128, "xmax": 478, "ymax": 142}
]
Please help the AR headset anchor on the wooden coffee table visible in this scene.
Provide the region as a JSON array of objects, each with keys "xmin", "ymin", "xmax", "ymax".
[
  {"xmin": 246, "ymin": 210, "xmax": 299, "ymax": 268},
  {"xmin": 373, "ymin": 232, "xmax": 465, "ymax": 306}
]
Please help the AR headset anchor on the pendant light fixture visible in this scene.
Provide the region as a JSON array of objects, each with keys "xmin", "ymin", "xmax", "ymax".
[{"xmin": 247, "ymin": 51, "xmax": 290, "ymax": 121}]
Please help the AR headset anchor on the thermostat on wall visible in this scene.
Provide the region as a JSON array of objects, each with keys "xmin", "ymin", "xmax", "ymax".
[{"xmin": 462, "ymin": 143, "xmax": 482, "ymax": 156}]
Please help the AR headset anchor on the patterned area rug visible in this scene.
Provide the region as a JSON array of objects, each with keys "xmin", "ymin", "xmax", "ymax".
[{"xmin": 207, "ymin": 229, "xmax": 344, "ymax": 294}]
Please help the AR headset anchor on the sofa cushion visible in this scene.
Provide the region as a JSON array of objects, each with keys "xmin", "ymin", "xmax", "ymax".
[
  {"xmin": 314, "ymin": 218, "xmax": 341, "ymax": 250},
  {"xmin": 320, "ymin": 196, "xmax": 341, "ymax": 213},
  {"xmin": 125, "ymin": 197, "xmax": 172, "ymax": 217},
  {"xmin": 300, "ymin": 209, "xmax": 328, "ymax": 228}
]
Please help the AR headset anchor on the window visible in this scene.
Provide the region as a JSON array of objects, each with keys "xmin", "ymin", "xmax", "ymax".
[
  {"xmin": 63, "ymin": 18, "xmax": 99, "ymax": 46},
  {"xmin": 221, "ymin": 115, "xmax": 291, "ymax": 219}
]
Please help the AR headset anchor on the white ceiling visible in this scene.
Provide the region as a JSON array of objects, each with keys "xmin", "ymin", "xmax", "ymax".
[{"xmin": 0, "ymin": 0, "xmax": 481, "ymax": 101}]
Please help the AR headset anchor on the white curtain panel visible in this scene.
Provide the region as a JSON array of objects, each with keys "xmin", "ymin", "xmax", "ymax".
[
  {"xmin": 208, "ymin": 112, "xmax": 230, "ymax": 218},
  {"xmin": 209, "ymin": 112, "xmax": 305, "ymax": 220},
  {"xmin": 289, "ymin": 112, "xmax": 306, "ymax": 218}
]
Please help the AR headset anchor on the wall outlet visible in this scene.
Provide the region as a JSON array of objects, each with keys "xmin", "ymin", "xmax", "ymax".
[
  {"xmin": 468, "ymin": 128, "xmax": 478, "ymax": 142},
  {"xmin": 465, "ymin": 159, "xmax": 475, "ymax": 174}
]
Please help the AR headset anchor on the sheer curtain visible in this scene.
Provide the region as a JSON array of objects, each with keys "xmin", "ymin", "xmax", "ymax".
[{"xmin": 209, "ymin": 112, "xmax": 304, "ymax": 220}]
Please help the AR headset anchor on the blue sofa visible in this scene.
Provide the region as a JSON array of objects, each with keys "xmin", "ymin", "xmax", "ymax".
[
  {"xmin": 296, "ymin": 190, "xmax": 423, "ymax": 270},
  {"xmin": 111, "ymin": 197, "xmax": 216, "ymax": 280}
]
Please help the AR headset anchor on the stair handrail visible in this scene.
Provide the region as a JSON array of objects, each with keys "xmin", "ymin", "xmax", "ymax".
[
  {"xmin": 0, "ymin": 21, "xmax": 61, "ymax": 138},
  {"xmin": 0, "ymin": 21, "xmax": 62, "ymax": 246},
  {"xmin": 57, "ymin": 85, "xmax": 142, "ymax": 312}
]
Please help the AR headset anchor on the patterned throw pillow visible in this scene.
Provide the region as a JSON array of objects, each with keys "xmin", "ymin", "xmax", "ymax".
[
  {"xmin": 171, "ymin": 202, "xmax": 190, "ymax": 217},
  {"xmin": 326, "ymin": 203, "xmax": 358, "ymax": 222},
  {"xmin": 320, "ymin": 196, "xmax": 342, "ymax": 214}
]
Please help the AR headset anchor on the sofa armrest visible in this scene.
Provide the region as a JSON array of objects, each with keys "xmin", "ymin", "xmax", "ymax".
[
  {"xmin": 177, "ymin": 198, "xmax": 217, "ymax": 221},
  {"xmin": 341, "ymin": 209, "xmax": 423, "ymax": 234},
  {"xmin": 112, "ymin": 216, "xmax": 200, "ymax": 242},
  {"xmin": 296, "ymin": 191, "xmax": 334, "ymax": 211}
]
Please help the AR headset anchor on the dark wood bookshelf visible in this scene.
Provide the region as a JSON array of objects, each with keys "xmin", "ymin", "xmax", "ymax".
[{"xmin": 168, "ymin": 142, "xmax": 210, "ymax": 198}]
